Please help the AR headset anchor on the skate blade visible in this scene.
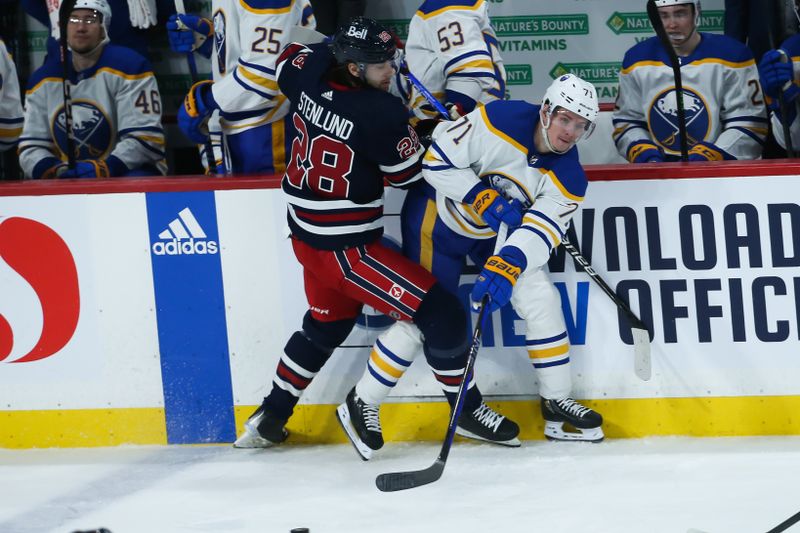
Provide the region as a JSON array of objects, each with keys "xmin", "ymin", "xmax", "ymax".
[
  {"xmin": 335, "ymin": 403, "xmax": 373, "ymax": 461},
  {"xmin": 233, "ymin": 429, "xmax": 281, "ymax": 449},
  {"xmin": 544, "ymin": 422, "xmax": 604, "ymax": 443},
  {"xmin": 455, "ymin": 426, "xmax": 522, "ymax": 447},
  {"xmin": 233, "ymin": 417, "xmax": 287, "ymax": 449}
]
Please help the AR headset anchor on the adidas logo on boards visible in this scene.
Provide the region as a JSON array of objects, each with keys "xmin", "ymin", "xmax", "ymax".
[
  {"xmin": 151, "ymin": 207, "xmax": 219, "ymax": 256},
  {"xmin": 321, "ymin": 90, "xmax": 333, "ymax": 101}
]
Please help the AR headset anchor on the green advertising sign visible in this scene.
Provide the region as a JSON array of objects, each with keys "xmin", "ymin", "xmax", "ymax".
[
  {"xmin": 606, "ymin": 10, "xmax": 723, "ymax": 34},
  {"xmin": 549, "ymin": 62, "xmax": 621, "ymax": 84},
  {"xmin": 492, "ymin": 14, "xmax": 589, "ymax": 36},
  {"xmin": 27, "ymin": 31, "xmax": 49, "ymax": 53},
  {"xmin": 506, "ymin": 64, "xmax": 533, "ymax": 85},
  {"xmin": 377, "ymin": 19, "xmax": 411, "ymax": 40}
]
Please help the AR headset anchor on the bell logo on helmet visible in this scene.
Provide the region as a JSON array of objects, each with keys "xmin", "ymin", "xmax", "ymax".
[{"xmin": 346, "ymin": 25, "xmax": 368, "ymax": 39}]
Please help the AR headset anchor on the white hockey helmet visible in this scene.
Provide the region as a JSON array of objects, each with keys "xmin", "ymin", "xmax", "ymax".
[
  {"xmin": 542, "ymin": 74, "xmax": 599, "ymax": 125},
  {"xmin": 540, "ymin": 74, "xmax": 599, "ymax": 153},
  {"xmin": 71, "ymin": 0, "xmax": 112, "ymax": 43},
  {"xmin": 653, "ymin": 0, "xmax": 701, "ymax": 26}
]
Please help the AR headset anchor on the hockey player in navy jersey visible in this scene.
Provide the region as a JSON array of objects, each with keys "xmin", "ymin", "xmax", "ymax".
[
  {"xmin": 340, "ymin": 74, "xmax": 606, "ymax": 451},
  {"xmin": 19, "ymin": 0, "xmax": 166, "ymax": 178},
  {"xmin": 168, "ymin": 0, "xmax": 315, "ymax": 175},
  {"xmin": 613, "ymin": 0, "xmax": 768, "ymax": 163},
  {"xmin": 757, "ymin": 2, "xmax": 800, "ymax": 151},
  {"xmin": 226, "ymin": 17, "xmax": 518, "ymax": 450}
]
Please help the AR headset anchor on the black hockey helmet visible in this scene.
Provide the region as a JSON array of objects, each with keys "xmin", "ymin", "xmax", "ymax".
[{"xmin": 331, "ymin": 17, "xmax": 396, "ymax": 65}]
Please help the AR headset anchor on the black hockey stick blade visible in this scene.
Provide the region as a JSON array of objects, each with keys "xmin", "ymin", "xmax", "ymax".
[
  {"xmin": 765, "ymin": 508, "xmax": 800, "ymax": 533},
  {"xmin": 375, "ymin": 458, "xmax": 445, "ymax": 492},
  {"xmin": 375, "ymin": 296, "xmax": 489, "ymax": 493}
]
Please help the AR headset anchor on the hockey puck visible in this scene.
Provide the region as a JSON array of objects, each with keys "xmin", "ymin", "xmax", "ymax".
[{"xmin": 290, "ymin": 529, "xmax": 309, "ymax": 533}]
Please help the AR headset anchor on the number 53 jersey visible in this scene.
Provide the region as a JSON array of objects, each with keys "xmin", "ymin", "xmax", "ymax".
[{"xmin": 276, "ymin": 43, "xmax": 425, "ymax": 251}]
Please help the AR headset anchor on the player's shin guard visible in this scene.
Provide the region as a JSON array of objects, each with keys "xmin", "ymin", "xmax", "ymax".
[
  {"xmin": 354, "ymin": 321, "xmax": 423, "ymax": 405},
  {"xmin": 339, "ymin": 321, "xmax": 423, "ymax": 460},
  {"xmin": 415, "ymin": 283, "xmax": 469, "ymax": 360}
]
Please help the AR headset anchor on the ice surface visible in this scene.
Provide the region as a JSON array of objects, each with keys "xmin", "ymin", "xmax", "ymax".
[{"xmin": 1, "ymin": 436, "xmax": 799, "ymax": 533}]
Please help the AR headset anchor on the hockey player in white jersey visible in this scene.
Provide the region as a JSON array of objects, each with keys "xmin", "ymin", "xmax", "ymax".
[
  {"xmin": 0, "ymin": 38, "xmax": 23, "ymax": 154},
  {"xmin": 337, "ymin": 75, "xmax": 605, "ymax": 458},
  {"xmin": 404, "ymin": 0, "xmax": 505, "ymax": 121},
  {"xmin": 168, "ymin": 0, "xmax": 315, "ymax": 174},
  {"xmin": 613, "ymin": 0, "xmax": 768, "ymax": 162},
  {"xmin": 757, "ymin": 4, "xmax": 800, "ymax": 151},
  {"xmin": 19, "ymin": 0, "xmax": 166, "ymax": 179}
]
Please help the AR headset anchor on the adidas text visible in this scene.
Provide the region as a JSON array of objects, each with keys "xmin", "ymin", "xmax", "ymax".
[{"xmin": 152, "ymin": 238, "xmax": 219, "ymax": 256}]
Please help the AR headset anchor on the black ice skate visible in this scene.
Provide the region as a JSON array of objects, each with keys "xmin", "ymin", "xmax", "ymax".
[
  {"xmin": 541, "ymin": 397, "xmax": 604, "ymax": 443},
  {"xmin": 336, "ymin": 387, "xmax": 383, "ymax": 461},
  {"xmin": 456, "ymin": 401, "xmax": 521, "ymax": 447},
  {"xmin": 233, "ymin": 405, "xmax": 289, "ymax": 448}
]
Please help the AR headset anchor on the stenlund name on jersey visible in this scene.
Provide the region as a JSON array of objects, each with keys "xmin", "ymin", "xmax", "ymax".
[{"xmin": 297, "ymin": 91, "xmax": 354, "ymax": 140}]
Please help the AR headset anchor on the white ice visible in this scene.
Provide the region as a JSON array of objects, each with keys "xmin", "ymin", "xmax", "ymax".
[{"xmin": 1, "ymin": 436, "xmax": 799, "ymax": 533}]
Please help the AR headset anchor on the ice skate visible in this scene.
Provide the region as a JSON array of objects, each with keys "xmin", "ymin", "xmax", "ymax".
[
  {"xmin": 541, "ymin": 397, "xmax": 604, "ymax": 442},
  {"xmin": 233, "ymin": 405, "xmax": 289, "ymax": 448},
  {"xmin": 456, "ymin": 401, "xmax": 521, "ymax": 447},
  {"xmin": 336, "ymin": 387, "xmax": 383, "ymax": 461}
]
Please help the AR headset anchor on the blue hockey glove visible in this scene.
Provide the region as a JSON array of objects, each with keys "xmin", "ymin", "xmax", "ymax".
[
  {"xmin": 60, "ymin": 160, "xmax": 111, "ymax": 178},
  {"xmin": 471, "ymin": 246, "xmax": 527, "ymax": 314},
  {"xmin": 166, "ymin": 14, "xmax": 213, "ymax": 56},
  {"xmin": 179, "ymin": 80, "xmax": 218, "ymax": 144},
  {"xmin": 758, "ymin": 49, "xmax": 800, "ymax": 111},
  {"xmin": 467, "ymin": 186, "xmax": 523, "ymax": 232},
  {"xmin": 627, "ymin": 141, "xmax": 665, "ymax": 163},
  {"xmin": 687, "ymin": 141, "xmax": 731, "ymax": 162}
]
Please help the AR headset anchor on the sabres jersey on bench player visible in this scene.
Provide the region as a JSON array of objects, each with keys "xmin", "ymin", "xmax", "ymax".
[
  {"xmin": 19, "ymin": 44, "xmax": 166, "ymax": 179},
  {"xmin": 405, "ymin": 0, "xmax": 505, "ymax": 120},
  {"xmin": 613, "ymin": 32, "xmax": 767, "ymax": 161}
]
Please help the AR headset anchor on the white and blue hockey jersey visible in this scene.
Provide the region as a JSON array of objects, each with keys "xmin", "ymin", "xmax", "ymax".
[
  {"xmin": 613, "ymin": 32, "xmax": 768, "ymax": 161},
  {"xmin": 405, "ymin": 0, "xmax": 505, "ymax": 120},
  {"xmin": 0, "ymin": 39, "xmax": 23, "ymax": 153},
  {"xmin": 423, "ymin": 100, "xmax": 587, "ymax": 271},
  {"xmin": 210, "ymin": 0, "xmax": 315, "ymax": 134},
  {"xmin": 771, "ymin": 33, "xmax": 800, "ymax": 150},
  {"xmin": 19, "ymin": 45, "xmax": 166, "ymax": 179}
]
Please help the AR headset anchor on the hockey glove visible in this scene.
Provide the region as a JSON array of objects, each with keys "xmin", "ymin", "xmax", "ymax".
[
  {"xmin": 627, "ymin": 141, "xmax": 665, "ymax": 163},
  {"xmin": 471, "ymin": 246, "xmax": 527, "ymax": 313},
  {"xmin": 758, "ymin": 49, "xmax": 800, "ymax": 110},
  {"xmin": 60, "ymin": 160, "xmax": 111, "ymax": 178},
  {"xmin": 179, "ymin": 80, "xmax": 218, "ymax": 144},
  {"xmin": 467, "ymin": 186, "xmax": 523, "ymax": 232},
  {"xmin": 444, "ymin": 89, "xmax": 476, "ymax": 119},
  {"xmin": 166, "ymin": 14, "xmax": 213, "ymax": 57},
  {"xmin": 687, "ymin": 141, "xmax": 732, "ymax": 162}
]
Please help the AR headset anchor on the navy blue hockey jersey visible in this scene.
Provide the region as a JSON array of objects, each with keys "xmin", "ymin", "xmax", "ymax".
[{"xmin": 277, "ymin": 43, "xmax": 424, "ymax": 250}]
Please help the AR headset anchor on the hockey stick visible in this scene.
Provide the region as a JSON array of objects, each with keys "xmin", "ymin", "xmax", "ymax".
[
  {"xmin": 58, "ymin": 0, "xmax": 77, "ymax": 170},
  {"xmin": 647, "ymin": 0, "xmax": 689, "ymax": 161},
  {"xmin": 401, "ymin": 61, "xmax": 453, "ymax": 120},
  {"xmin": 375, "ymin": 294, "xmax": 491, "ymax": 492},
  {"xmin": 561, "ymin": 234, "xmax": 652, "ymax": 381},
  {"xmin": 174, "ymin": 0, "xmax": 218, "ymax": 174},
  {"xmin": 765, "ymin": 509, "xmax": 800, "ymax": 533},
  {"xmin": 687, "ymin": 508, "xmax": 800, "ymax": 533},
  {"xmin": 765, "ymin": 0, "xmax": 796, "ymax": 157}
]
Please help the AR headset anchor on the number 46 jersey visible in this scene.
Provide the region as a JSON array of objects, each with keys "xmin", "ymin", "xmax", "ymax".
[{"xmin": 276, "ymin": 43, "xmax": 425, "ymax": 251}]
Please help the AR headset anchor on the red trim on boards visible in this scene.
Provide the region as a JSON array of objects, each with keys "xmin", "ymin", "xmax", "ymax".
[{"xmin": 1, "ymin": 160, "xmax": 798, "ymax": 197}]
